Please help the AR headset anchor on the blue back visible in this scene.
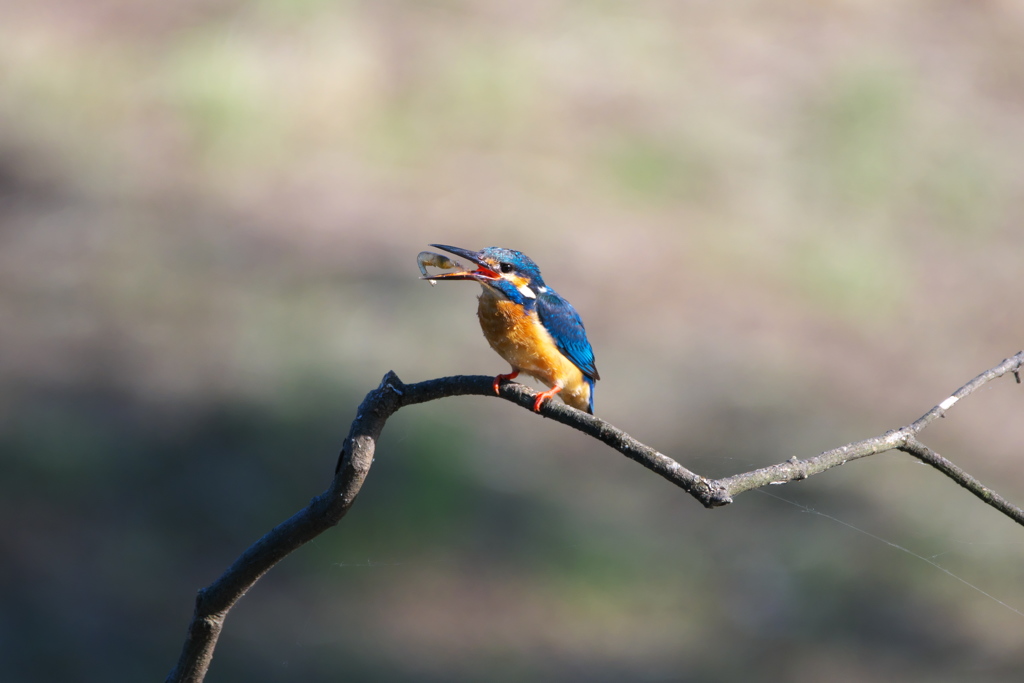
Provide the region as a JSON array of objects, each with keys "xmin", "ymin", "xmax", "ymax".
[{"xmin": 536, "ymin": 289, "xmax": 599, "ymax": 383}]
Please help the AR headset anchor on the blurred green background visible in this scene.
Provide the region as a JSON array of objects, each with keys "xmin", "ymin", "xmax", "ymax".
[{"xmin": 2, "ymin": 1, "xmax": 1024, "ymax": 681}]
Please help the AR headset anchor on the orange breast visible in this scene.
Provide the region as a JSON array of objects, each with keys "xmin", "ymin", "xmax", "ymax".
[{"xmin": 476, "ymin": 290, "xmax": 592, "ymax": 411}]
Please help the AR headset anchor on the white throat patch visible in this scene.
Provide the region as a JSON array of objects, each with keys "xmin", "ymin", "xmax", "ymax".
[{"xmin": 517, "ymin": 282, "xmax": 536, "ymax": 299}]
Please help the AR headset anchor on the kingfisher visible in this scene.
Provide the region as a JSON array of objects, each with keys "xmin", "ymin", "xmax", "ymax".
[{"xmin": 424, "ymin": 244, "xmax": 599, "ymax": 414}]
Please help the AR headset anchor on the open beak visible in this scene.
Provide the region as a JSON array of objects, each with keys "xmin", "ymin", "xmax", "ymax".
[{"xmin": 425, "ymin": 244, "xmax": 500, "ymax": 281}]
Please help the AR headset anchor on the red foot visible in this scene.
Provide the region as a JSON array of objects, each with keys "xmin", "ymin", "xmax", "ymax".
[
  {"xmin": 492, "ymin": 369, "xmax": 520, "ymax": 395},
  {"xmin": 532, "ymin": 386, "xmax": 562, "ymax": 412}
]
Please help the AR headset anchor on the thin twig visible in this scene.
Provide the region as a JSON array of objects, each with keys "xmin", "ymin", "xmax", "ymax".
[
  {"xmin": 719, "ymin": 351, "xmax": 1024, "ymax": 499},
  {"xmin": 166, "ymin": 351, "xmax": 1024, "ymax": 683},
  {"xmin": 899, "ymin": 437, "xmax": 1024, "ymax": 527}
]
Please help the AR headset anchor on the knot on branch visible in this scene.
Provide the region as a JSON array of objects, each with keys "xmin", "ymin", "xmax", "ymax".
[
  {"xmin": 692, "ymin": 477, "xmax": 733, "ymax": 508},
  {"xmin": 785, "ymin": 456, "xmax": 809, "ymax": 481},
  {"xmin": 378, "ymin": 370, "xmax": 407, "ymax": 397}
]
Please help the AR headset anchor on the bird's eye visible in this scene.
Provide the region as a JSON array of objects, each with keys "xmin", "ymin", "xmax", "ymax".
[{"xmin": 499, "ymin": 262, "xmax": 513, "ymax": 274}]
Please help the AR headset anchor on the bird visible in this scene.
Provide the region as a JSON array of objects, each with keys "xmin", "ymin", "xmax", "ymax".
[{"xmin": 423, "ymin": 244, "xmax": 599, "ymax": 413}]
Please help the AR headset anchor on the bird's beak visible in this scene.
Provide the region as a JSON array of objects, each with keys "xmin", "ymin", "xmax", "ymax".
[{"xmin": 425, "ymin": 244, "xmax": 500, "ymax": 281}]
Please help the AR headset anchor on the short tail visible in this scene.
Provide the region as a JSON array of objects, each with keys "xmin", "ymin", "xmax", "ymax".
[{"xmin": 584, "ymin": 376, "xmax": 596, "ymax": 414}]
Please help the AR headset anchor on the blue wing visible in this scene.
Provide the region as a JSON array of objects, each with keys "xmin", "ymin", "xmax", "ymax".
[{"xmin": 536, "ymin": 289, "xmax": 600, "ymax": 381}]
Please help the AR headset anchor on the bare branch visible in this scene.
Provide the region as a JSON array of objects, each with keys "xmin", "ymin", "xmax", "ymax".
[
  {"xmin": 167, "ymin": 351, "xmax": 1024, "ymax": 682},
  {"xmin": 166, "ymin": 373, "xmax": 404, "ymax": 683}
]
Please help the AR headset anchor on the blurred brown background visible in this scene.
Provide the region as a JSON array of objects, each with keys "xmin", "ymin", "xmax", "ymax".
[{"xmin": 2, "ymin": 1, "xmax": 1023, "ymax": 681}]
